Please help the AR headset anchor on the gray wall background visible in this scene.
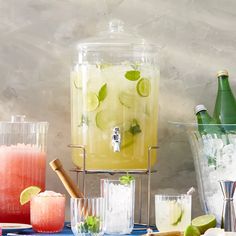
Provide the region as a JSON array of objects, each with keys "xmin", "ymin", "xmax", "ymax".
[{"xmin": 1, "ymin": 0, "xmax": 236, "ymax": 223}]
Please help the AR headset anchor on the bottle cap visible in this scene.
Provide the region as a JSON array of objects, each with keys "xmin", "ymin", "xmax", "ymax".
[
  {"xmin": 217, "ymin": 70, "xmax": 229, "ymax": 78},
  {"xmin": 195, "ymin": 104, "xmax": 207, "ymax": 114}
]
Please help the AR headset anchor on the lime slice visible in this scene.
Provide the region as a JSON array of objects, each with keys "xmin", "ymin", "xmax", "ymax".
[
  {"xmin": 184, "ymin": 225, "xmax": 201, "ymax": 236},
  {"xmin": 86, "ymin": 92, "xmax": 99, "ymax": 112},
  {"xmin": 125, "ymin": 70, "xmax": 140, "ymax": 81},
  {"xmin": 170, "ymin": 201, "xmax": 183, "ymax": 225},
  {"xmin": 191, "ymin": 214, "xmax": 216, "ymax": 234},
  {"xmin": 96, "ymin": 110, "xmax": 117, "ymax": 130},
  {"xmin": 121, "ymin": 131, "xmax": 134, "ymax": 148},
  {"xmin": 20, "ymin": 186, "xmax": 41, "ymax": 205},
  {"xmin": 118, "ymin": 92, "xmax": 135, "ymax": 108},
  {"xmin": 137, "ymin": 78, "xmax": 150, "ymax": 97}
]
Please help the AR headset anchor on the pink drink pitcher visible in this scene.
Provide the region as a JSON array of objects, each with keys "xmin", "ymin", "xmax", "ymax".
[{"xmin": 0, "ymin": 115, "xmax": 48, "ymax": 223}]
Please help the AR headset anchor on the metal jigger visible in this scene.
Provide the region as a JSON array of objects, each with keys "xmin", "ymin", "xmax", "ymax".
[{"xmin": 219, "ymin": 180, "xmax": 236, "ymax": 231}]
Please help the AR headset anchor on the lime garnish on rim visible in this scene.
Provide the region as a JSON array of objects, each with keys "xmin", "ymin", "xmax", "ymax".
[
  {"xmin": 170, "ymin": 201, "xmax": 183, "ymax": 225},
  {"xmin": 125, "ymin": 70, "xmax": 140, "ymax": 81},
  {"xmin": 86, "ymin": 92, "xmax": 99, "ymax": 112},
  {"xmin": 20, "ymin": 186, "xmax": 41, "ymax": 205},
  {"xmin": 119, "ymin": 174, "xmax": 135, "ymax": 185},
  {"xmin": 136, "ymin": 78, "xmax": 150, "ymax": 97}
]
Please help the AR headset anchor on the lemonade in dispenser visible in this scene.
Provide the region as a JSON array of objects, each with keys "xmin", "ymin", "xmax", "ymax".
[{"xmin": 71, "ymin": 20, "xmax": 159, "ymax": 170}]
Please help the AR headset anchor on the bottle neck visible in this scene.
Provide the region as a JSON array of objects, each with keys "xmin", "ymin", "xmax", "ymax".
[
  {"xmin": 197, "ymin": 110, "xmax": 212, "ymax": 124},
  {"xmin": 218, "ymin": 75, "xmax": 231, "ymax": 91}
]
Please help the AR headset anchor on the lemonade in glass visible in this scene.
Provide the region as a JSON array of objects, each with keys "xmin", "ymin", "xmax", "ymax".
[{"xmin": 155, "ymin": 194, "xmax": 191, "ymax": 232}]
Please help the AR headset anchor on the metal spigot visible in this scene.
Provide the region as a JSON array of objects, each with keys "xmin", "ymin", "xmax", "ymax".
[
  {"xmin": 112, "ymin": 127, "xmax": 121, "ymax": 152},
  {"xmin": 219, "ymin": 180, "xmax": 236, "ymax": 232}
]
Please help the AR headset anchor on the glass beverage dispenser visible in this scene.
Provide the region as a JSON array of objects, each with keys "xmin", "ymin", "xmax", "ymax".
[
  {"xmin": 0, "ymin": 115, "xmax": 48, "ymax": 223},
  {"xmin": 71, "ymin": 20, "xmax": 159, "ymax": 170}
]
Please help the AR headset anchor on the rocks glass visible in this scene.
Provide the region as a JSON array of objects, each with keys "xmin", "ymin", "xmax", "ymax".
[
  {"xmin": 30, "ymin": 191, "xmax": 65, "ymax": 233},
  {"xmin": 155, "ymin": 194, "xmax": 191, "ymax": 232},
  {"xmin": 71, "ymin": 197, "xmax": 104, "ymax": 236}
]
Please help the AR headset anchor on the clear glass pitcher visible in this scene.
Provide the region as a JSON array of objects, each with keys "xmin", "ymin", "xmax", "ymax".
[
  {"xmin": 70, "ymin": 19, "xmax": 160, "ymax": 170},
  {"xmin": 0, "ymin": 115, "xmax": 48, "ymax": 223}
]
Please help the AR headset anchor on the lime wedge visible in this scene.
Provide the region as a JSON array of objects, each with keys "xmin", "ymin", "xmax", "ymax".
[
  {"xmin": 118, "ymin": 92, "xmax": 135, "ymax": 108},
  {"xmin": 184, "ymin": 225, "xmax": 201, "ymax": 236},
  {"xmin": 170, "ymin": 201, "xmax": 183, "ymax": 225},
  {"xmin": 20, "ymin": 186, "xmax": 41, "ymax": 205},
  {"xmin": 191, "ymin": 214, "xmax": 216, "ymax": 234},
  {"xmin": 136, "ymin": 78, "xmax": 150, "ymax": 97},
  {"xmin": 86, "ymin": 92, "xmax": 99, "ymax": 112}
]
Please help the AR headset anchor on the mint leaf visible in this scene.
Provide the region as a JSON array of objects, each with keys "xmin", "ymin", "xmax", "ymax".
[
  {"xmin": 98, "ymin": 83, "xmax": 107, "ymax": 102},
  {"xmin": 77, "ymin": 216, "xmax": 100, "ymax": 233},
  {"xmin": 119, "ymin": 174, "xmax": 135, "ymax": 185},
  {"xmin": 125, "ymin": 70, "xmax": 140, "ymax": 81},
  {"xmin": 129, "ymin": 119, "xmax": 142, "ymax": 135}
]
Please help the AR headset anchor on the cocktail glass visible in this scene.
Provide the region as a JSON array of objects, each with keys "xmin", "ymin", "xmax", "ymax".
[
  {"xmin": 71, "ymin": 197, "xmax": 104, "ymax": 236},
  {"xmin": 100, "ymin": 179, "xmax": 135, "ymax": 234},
  {"xmin": 155, "ymin": 194, "xmax": 191, "ymax": 232},
  {"xmin": 30, "ymin": 191, "xmax": 65, "ymax": 233}
]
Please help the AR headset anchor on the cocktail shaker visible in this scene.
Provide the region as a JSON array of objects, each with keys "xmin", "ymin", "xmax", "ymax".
[{"xmin": 219, "ymin": 180, "xmax": 236, "ymax": 231}]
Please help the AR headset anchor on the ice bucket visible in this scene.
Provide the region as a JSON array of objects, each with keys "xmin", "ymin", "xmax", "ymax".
[
  {"xmin": 70, "ymin": 20, "xmax": 159, "ymax": 170},
  {"xmin": 0, "ymin": 115, "xmax": 48, "ymax": 223},
  {"xmin": 176, "ymin": 122, "xmax": 236, "ymax": 224}
]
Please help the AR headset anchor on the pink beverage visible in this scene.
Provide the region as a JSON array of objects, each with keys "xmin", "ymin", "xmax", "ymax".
[
  {"xmin": 30, "ymin": 191, "xmax": 65, "ymax": 233},
  {"xmin": 0, "ymin": 144, "xmax": 46, "ymax": 223},
  {"xmin": 0, "ymin": 115, "xmax": 48, "ymax": 223}
]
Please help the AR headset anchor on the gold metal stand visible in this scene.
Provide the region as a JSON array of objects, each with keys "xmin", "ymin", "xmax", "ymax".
[{"xmin": 68, "ymin": 144, "xmax": 158, "ymax": 227}]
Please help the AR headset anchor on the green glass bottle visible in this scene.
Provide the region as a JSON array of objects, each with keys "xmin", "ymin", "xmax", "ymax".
[
  {"xmin": 195, "ymin": 104, "xmax": 223, "ymax": 135},
  {"xmin": 213, "ymin": 70, "xmax": 236, "ymax": 131}
]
